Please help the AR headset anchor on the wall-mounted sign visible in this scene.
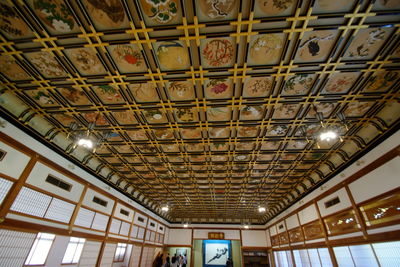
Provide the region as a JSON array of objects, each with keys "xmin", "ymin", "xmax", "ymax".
[{"xmin": 208, "ymin": 232, "xmax": 225, "ymax": 239}]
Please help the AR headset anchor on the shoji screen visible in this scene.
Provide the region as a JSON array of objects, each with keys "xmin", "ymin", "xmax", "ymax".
[
  {"xmin": 10, "ymin": 187, "xmax": 75, "ymax": 223},
  {"xmin": 140, "ymin": 247, "xmax": 155, "ymax": 267},
  {"xmin": 293, "ymin": 249, "xmax": 310, "ymax": 267},
  {"xmin": 0, "ymin": 229, "xmax": 36, "ymax": 267},
  {"xmin": 349, "ymin": 244, "xmax": 379, "ymax": 267},
  {"xmin": 78, "ymin": 240, "xmax": 102, "ymax": 267},
  {"xmin": 372, "ymin": 241, "xmax": 400, "ymax": 267},
  {"xmin": 99, "ymin": 243, "xmax": 117, "ymax": 267},
  {"xmin": 317, "ymin": 248, "xmax": 333, "ymax": 267},
  {"xmin": 333, "ymin": 241, "xmax": 400, "ymax": 267},
  {"xmin": 129, "ymin": 244, "xmax": 142, "ymax": 267},
  {"xmin": 333, "ymin": 246, "xmax": 355, "ymax": 266}
]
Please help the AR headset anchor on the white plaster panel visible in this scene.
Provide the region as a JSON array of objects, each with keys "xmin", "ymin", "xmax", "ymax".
[
  {"xmin": 113, "ymin": 202, "xmax": 134, "ymax": 222},
  {"xmin": 349, "ymin": 156, "xmax": 400, "ymax": 203},
  {"xmin": 147, "ymin": 219, "xmax": 157, "ymax": 231},
  {"xmin": 134, "ymin": 212, "xmax": 148, "ymax": 227},
  {"xmin": 241, "ymin": 230, "xmax": 268, "ymax": 247},
  {"xmin": 317, "ymin": 188, "xmax": 352, "ymax": 217},
  {"xmin": 193, "ymin": 229, "xmax": 240, "ymax": 240},
  {"xmin": 285, "ymin": 214, "xmax": 300, "ymax": 230},
  {"xmin": 82, "ymin": 188, "xmax": 114, "ymax": 215},
  {"xmin": 276, "ymin": 221, "xmax": 286, "ymax": 233},
  {"xmin": 298, "ymin": 204, "xmax": 318, "ymax": 225},
  {"xmin": 167, "ymin": 229, "xmax": 192, "ymax": 245},
  {"xmin": 0, "ymin": 141, "xmax": 31, "ymax": 179},
  {"xmin": 26, "ymin": 162, "xmax": 84, "ymax": 203}
]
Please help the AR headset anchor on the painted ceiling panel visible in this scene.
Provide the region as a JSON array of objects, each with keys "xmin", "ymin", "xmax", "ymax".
[{"xmin": 0, "ymin": 0, "xmax": 399, "ymax": 224}]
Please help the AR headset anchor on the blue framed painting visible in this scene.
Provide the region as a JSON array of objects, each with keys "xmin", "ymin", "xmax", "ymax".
[{"xmin": 203, "ymin": 240, "xmax": 231, "ymax": 267}]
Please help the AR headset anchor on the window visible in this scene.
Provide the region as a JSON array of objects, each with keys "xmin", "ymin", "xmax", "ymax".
[
  {"xmin": 25, "ymin": 233, "xmax": 55, "ymax": 265},
  {"xmin": 62, "ymin": 237, "xmax": 85, "ymax": 264},
  {"xmin": 138, "ymin": 216, "xmax": 144, "ymax": 222},
  {"xmin": 150, "ymin": 222, "xmax": 155, "ymax": 227},
  {"xmin": 120, "ymin": 208, "xmax": 130, "ymax": 216},
  {"xmin": 114, "ymin": 243, "xmax": 127, "ymax": 262},
  {"xmin": 159, "ymin": 226, "xmax": 164, "ymax": 231},
  {"xmin": 92, "ymin": 196, "xmax": 108, "ymax": 207},
  {"xmin": 45, "ymin": 174, "xmax": 72, "ymax": 191}
]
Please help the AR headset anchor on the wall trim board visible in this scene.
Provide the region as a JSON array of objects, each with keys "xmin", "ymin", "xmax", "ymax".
[{"xmin": 0, "ymin": 172, "xmax": 18, "ymax": 182}]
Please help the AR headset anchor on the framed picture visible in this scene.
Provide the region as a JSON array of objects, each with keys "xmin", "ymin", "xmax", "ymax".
[
  {"xmin": 176, "ymin": 248, "xmax": 187, "ymax": 256},
  {"xmin": 203, "ymin": 240, "xmax": 231, "ymax": 267}
]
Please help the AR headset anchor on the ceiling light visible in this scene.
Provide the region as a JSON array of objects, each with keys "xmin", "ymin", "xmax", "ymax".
[
  {"xmin": 183, "ymin": 223, "xmax": 189, "ymax": 228},
  {"xmin": 243, "ymin": 224, "xmax": 249, "ymax": 229},
  {"xmin": 319, "ymin": 130, "xmax": 337, "ymax": 142},
  {"xmin": 161, "ymin": 205, "xmax": 169, "ymax": 212},
  {"xmin": 258, "ymin": 206, "xmax": 266, "ymax": 213},
  {"xmin": 77, "ymin": 138, "xmax": 93, "ymax": 149}
]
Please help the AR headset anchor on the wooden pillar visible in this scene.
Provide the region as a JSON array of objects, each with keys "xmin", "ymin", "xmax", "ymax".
[{"xmin": 68, "ymin": 184, "xmax": 88, "ymax": 233}]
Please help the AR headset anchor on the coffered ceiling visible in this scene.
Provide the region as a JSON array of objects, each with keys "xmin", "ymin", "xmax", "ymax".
[{"xmin": 0, "ymin": 0, "xmax": 399, "ymax": 224}]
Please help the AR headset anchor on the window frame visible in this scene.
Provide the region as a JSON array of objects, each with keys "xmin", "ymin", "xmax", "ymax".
[
  {"xmin": 61, "ymin": 237, "xmax": 86, "ymax": 264},
  {"xmin": 24, "ymin": 232, "xmax": 56, "ymax": 266},
  {"xmin": 114, "ymin": 243, "xmax": 128, "ymax": 262}
]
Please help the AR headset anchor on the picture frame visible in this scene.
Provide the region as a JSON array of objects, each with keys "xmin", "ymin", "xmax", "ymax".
[{"xmin": 203, "ymin": 240, "xmax": 231, "ymax": 267}]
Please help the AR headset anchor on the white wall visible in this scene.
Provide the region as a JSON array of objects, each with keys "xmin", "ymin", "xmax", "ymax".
[
  {"xmin": 0, "ymin": 141, "xmax": 31, "ymax": 179},
  {"xmin": 241, "ymin": 230, "xmax": 268, "ymax": 247},
  {"xmin": 349, "ymin": 156, "xmax": 400, "ymax": 203},
  {"xmin": 78, "ymin": 240, "xmax": 102, "ymax": 267},
  {"xmin": 167, "ymin": 229, "xmax": 192, "ymax": 245}
]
